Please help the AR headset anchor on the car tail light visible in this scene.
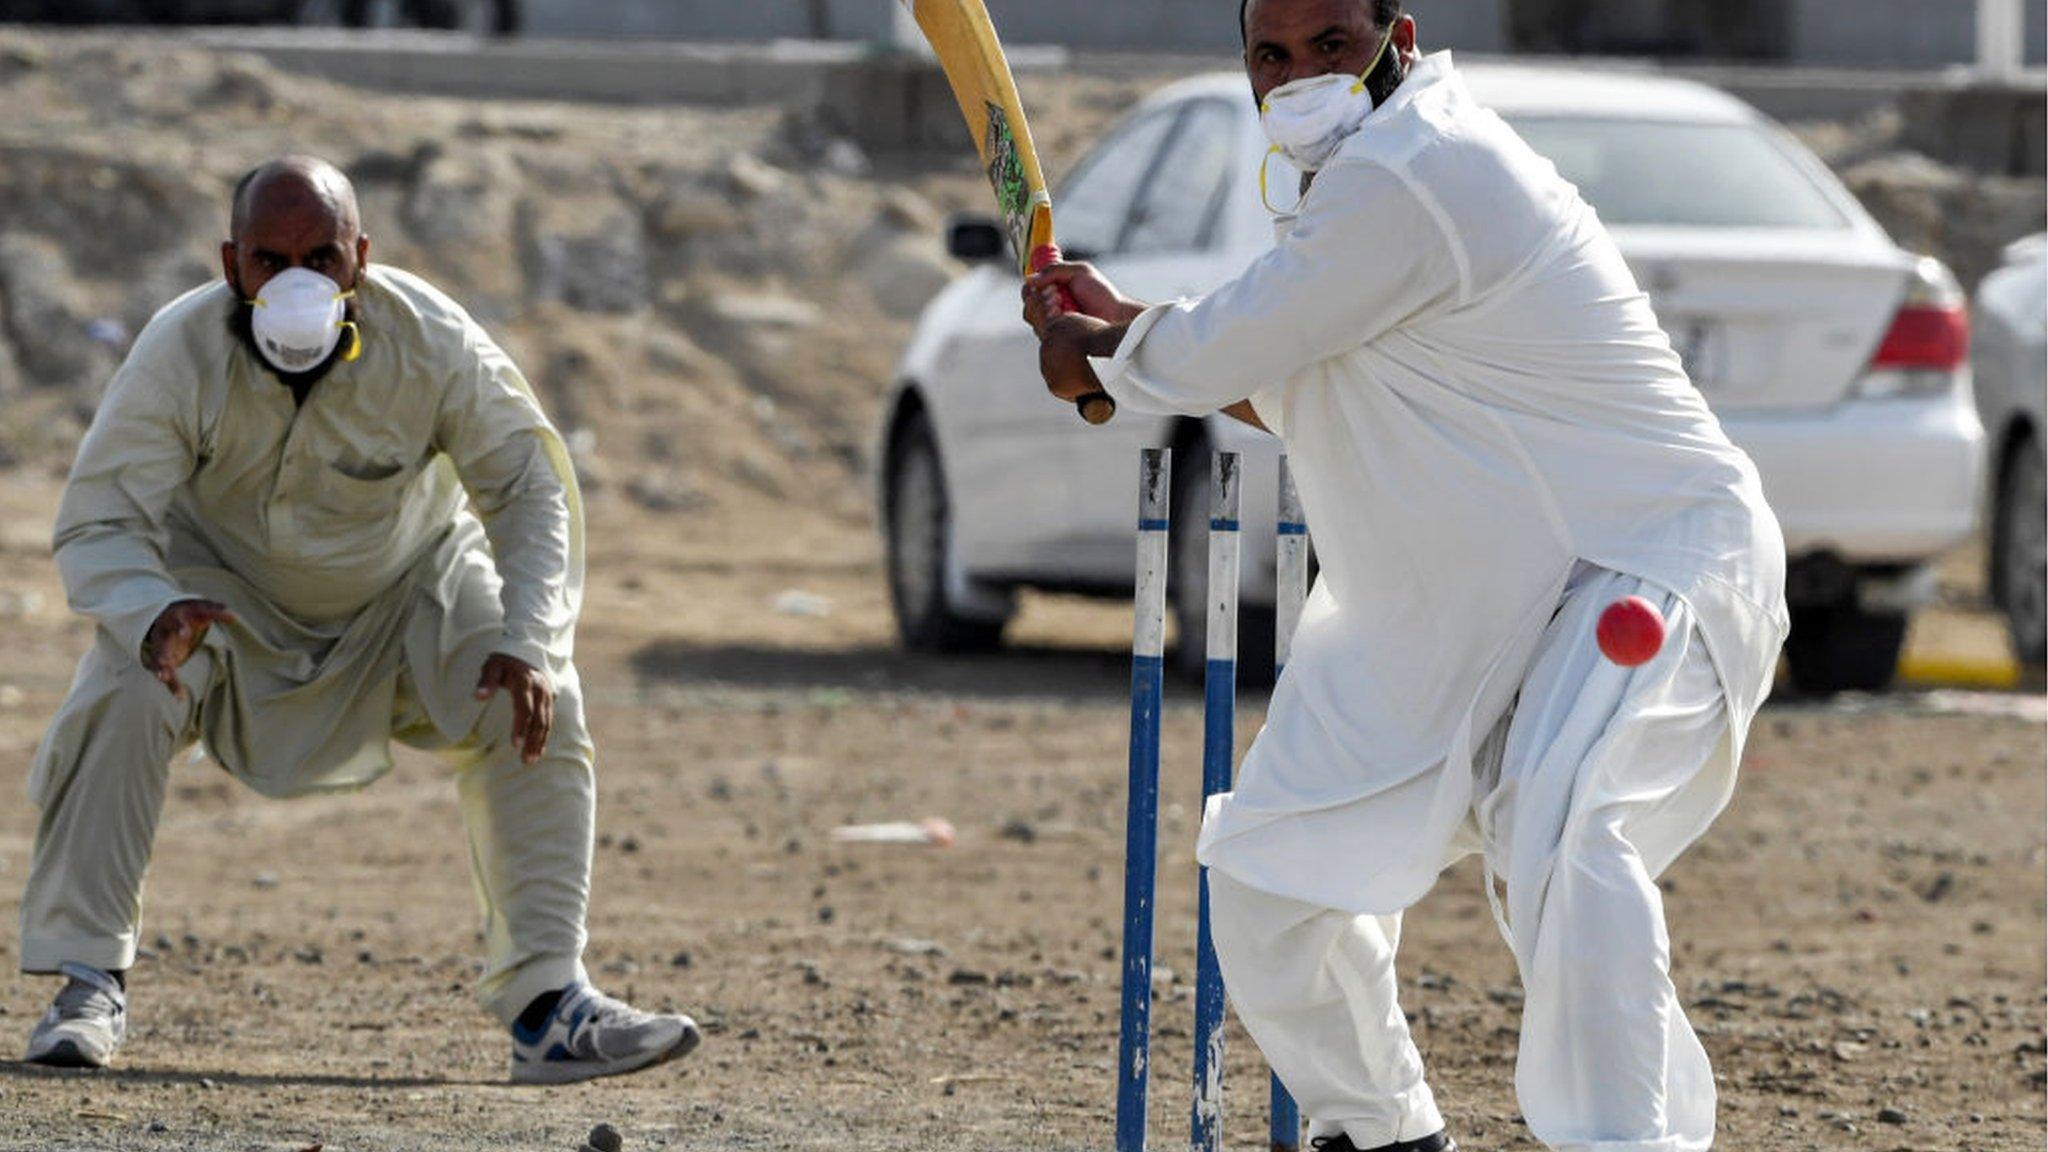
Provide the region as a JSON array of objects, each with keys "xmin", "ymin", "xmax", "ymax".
[
  {"xmin": 1854, "ymin": 257, "xmax": 1970, "ymax": 399},
  {"xmin": 1871, "ymin": 304, "xmax": 1970, "ymax": 370}
]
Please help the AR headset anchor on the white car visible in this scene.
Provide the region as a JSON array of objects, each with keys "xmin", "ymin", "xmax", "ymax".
[
  {"xmin": 877, "ymin": 64, "xmax": 1984, "ymax": 694},
  {"xmin": 1973, "ymin": 233, "xmax": 2047, "ymax": 667}
]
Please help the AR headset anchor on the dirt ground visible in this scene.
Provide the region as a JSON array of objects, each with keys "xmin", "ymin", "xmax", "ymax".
[
  {"xmin": 0, "ymin": 467, "xmax": 2042, "ymax": 1152},
  {"xmin": 0, "ymin": 28, "xmax": 2042, "ymax": 1152}
]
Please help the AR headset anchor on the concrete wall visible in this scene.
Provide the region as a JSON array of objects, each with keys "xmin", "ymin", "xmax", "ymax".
[
  {"xmin": 1789, "ymin": 0, "xmax": 2047, "ymax": 68},
  {"xmin": 522, "ymin": 0, "xmax": 1511, "ymax": 54},
  {"xmin": 523, "ymin": 0, "xmax": 2038, "ymax": 69},
  {"xmin": 523, "ymin": 0, "xmax": 892, "ymax": 42}
]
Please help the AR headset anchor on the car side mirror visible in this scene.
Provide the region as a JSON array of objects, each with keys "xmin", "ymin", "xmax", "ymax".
[{"xmin": 946, "ymin": 216, "xmax": 1008, "ymax": 264}]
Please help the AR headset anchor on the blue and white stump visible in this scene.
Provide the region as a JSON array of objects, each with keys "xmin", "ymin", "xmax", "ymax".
[{"xmin": 1116, "ymin": 447, "xmax": 1171, "ymax": 1152}]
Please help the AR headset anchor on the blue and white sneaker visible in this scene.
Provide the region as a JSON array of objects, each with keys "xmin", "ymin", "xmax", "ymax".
[
  {"xmin": 509, "ymin": 983, "xmax": 701, "ymax": 1085},
  {"xmin": 26, "ymin": 963, "xmax": 127, "ymax": 1069}
]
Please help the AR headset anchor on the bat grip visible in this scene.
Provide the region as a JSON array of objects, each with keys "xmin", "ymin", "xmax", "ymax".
[{"xmin": 1030, "ymin": 243, "xmax": 1116, "ymax": 426}]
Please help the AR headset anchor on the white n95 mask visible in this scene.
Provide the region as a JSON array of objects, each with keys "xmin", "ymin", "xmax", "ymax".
[
  {"xmin": 248, "ymin": 267, "xmax": 359, "ymax": 374},
  {"xmin": 1257, "ymin": 28, "xmax": 1396, "ymax": 206}
]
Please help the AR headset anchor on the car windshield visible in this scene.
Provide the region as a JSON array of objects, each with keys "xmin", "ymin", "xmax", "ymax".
[{"xmin": 1505, "ymin": 117, "xmax": 1853, "ymax": 230}]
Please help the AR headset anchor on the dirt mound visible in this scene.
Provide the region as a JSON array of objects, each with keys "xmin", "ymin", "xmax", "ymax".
[
  {"xmin": 1791, "ymin": 107, "xmax": 2047, "ymax": 288},
  {"xmin": 0, "ymin": 30, "xmax": 1065, "ymax": 539},
  {"xmin": 0, "ymin": 31, "xmax": 2037, "ymax": 525}
]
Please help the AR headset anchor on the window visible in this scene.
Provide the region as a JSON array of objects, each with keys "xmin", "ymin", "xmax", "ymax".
[
  {"xmin": 1055, "ymin": 108, "xmax": 1179, "ymax": 258},
  {"xmin": 1124, "ymin": 101, "xmax": 1241, "ymax": 256},
  {"xmin": 1507, "ymin": 117, "xmax": 1852, "ymax": 230}
]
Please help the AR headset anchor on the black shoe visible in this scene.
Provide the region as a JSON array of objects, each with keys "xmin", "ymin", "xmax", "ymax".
[{"xmin": 1310, "ymin": 1133, "xmax": 1455, "ymax": 1152}]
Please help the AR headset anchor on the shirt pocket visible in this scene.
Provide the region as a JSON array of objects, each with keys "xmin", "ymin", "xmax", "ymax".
[{"xmin": 304, "ymin": 459, "xmax": 414, "ymax": 526}]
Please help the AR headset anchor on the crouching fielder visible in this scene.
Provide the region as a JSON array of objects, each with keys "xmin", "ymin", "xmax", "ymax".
[
  {"xmin": 18, "ymin": 156, "xmax": 699, "ymax": 1085},
  {"xmin": 1026, "ymin": 3, "xmax": 1787, "ymax": 1150}
]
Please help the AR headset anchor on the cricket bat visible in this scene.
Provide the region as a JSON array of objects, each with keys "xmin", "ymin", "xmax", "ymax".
[{"xmin": 899, "ymin": 0, "xmax": 1117, "ymax": 425}]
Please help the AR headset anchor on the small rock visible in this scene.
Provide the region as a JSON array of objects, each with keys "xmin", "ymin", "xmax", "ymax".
[
  {"xmin": 1877, "ymin": 1107, "xmax": 1909, "ymax": 1124},
  {"xmin": 252, "ymin": 873, "xmax": 279, "ymax": 890},
  {"xmin": 726, "ymin": 154, "xmax": 786, "ymax": 199},
  {"xmin": 581, "ymin": 1122, "xmax": 624, "ymax": 1152},
  {"xmin": 878, "ymin": 188, "xmax": 938, "ymax": 231},
  {"xmin": 820, "ymin": 138, "xmax": 870, "ymax": 178},
  {"xmin": 649, "ymin": 180, "xmax": 742, "ymax": 240},
  {"xmin": 0, "ymin": 590, "xmax": 43, "ymax": 618},
  {"xmin": 772, "ymin": 590, "xmax": 832, "ymax": 618},
  {"xmin": 624, "ymin": 468, "xmax": 706, "ymax": 514},
  {"xmin": 713, "ymin": 294, "xmax": 820, "ymax": 329}
]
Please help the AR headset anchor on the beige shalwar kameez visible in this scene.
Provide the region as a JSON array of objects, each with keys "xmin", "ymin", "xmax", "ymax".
[{"xmin": 19, "ymin": 265, "xmax": 593, "ymax": 1024}]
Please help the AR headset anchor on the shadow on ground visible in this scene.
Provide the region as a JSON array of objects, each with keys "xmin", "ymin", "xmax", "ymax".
[
  {"xmin": 628, "ymin": 640, "xmax": 1246, "ymax": 704},
  {"xmin": 0, "ymin": 1060, "xmax": 468, "ymax": 1092}
]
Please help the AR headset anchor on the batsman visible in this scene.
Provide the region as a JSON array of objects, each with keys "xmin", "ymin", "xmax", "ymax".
[
  {"xmin": 15, "ymin": 156, "xmax": 699, "ymax": 1084},
  {"xmin": 1026, "ymin": 2, "xmax": 1788, "ymax": 1150}
]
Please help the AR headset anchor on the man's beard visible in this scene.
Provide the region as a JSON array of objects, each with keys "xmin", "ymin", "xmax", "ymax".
[
  {"xmin": 1363, "ymin": 42, "xmax": 1408, "ymax": 108},
  {"xmin": 227, "ymin": 296, "xmax": 354, "ymax": 392}
]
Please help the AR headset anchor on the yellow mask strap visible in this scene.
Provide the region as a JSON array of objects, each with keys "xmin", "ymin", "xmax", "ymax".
[
  {"xmin": 1355, "ymin": 28, "xmax": 1393, "ymax": 95},
  {"xmin": 1263, "ymin": 145, "xmax": 1326, "ymax": 216},
  {"xmin": 339, "ymin": 320, "xmax": 363, "ymax": 363}
]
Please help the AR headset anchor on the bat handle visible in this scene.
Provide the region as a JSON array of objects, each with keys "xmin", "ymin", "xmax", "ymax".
[{"xmin": 1029, "ymin": 243, "xmax": 1117, "ymax": 426}]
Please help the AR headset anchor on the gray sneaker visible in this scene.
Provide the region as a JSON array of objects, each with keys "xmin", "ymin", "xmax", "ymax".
[
  {"xmin": 509, "ymin": 982, "xmax": 701, "ymax": 1085},
  {"xmin": 25, "ymin": 963, "xmax": 127, "ymax": 1069}
]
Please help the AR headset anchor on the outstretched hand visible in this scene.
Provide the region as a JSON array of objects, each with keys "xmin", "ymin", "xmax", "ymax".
[
  {"xmin": 476, "ymin": 653, "xmax": 554, "ymax": 765},
  {"xmin": 141, "ymin": 599, "xmax": 236, "ymax": 700}
]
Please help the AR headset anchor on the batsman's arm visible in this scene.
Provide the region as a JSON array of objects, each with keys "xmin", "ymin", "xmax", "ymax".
[
  {"xmin": 1025, "ymin": 263, "xmax": 1267, "ymax": 431},
  {"xmin": 1033, "ymin": 315, "xmax": 1268, "ymax": 433}
]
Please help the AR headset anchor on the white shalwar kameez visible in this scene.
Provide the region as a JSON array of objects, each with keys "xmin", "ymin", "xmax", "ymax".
[
  {"xmin": 19, "ymin": 266, "xmax": 594, "ymax": 1026},
  {"xmin": 1087, "ymin": 54, "xmax": 1788, "ymax": 1152}
]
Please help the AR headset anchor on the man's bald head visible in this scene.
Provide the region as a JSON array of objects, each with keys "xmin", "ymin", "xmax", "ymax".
[
  {"xmin": 221, "ymin": 154, "xmax": 369, "ymax": 303},
  {"xmin": 229, "ymin": 155, "xmax": 360, "ymax": 241}
]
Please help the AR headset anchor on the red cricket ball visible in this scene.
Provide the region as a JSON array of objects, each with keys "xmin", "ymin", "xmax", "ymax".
[{"xmin": 1597, "ymin": 595, "xmax": 1667, "ymax": 667}]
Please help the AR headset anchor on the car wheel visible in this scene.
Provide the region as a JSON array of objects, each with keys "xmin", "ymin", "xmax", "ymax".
[
  {"xmin": 1992, "ymin": 432, "xmax": 2047, "ymax": 667},
  {"xmin": 886, "ymin": 412, "xmax": 1006, "ymax": 653},
  {"xmin": 1784, "ymin": 602, "xmax": 1908, "ymax": 697},
  {"xmin": 1169, "ymin": 439, "xmax": 1276, "ymax": 685}
]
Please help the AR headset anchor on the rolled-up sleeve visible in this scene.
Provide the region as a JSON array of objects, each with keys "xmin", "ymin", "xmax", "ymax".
[
  {"xmin": 433, "ymin": 323, "xmax": 584, "ymax": 679},
  {"xmin": 53, "ymin": 361, "xmax": 198, "ymax": 663},
  {"xmin": 1089, "ymin": 157, "xmax": 1465, "ymax": 421}
]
